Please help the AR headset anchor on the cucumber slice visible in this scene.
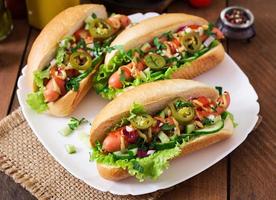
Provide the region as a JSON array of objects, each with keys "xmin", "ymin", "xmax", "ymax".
[
  {"xmin": 193, "ymin": 120, "xmax": 224, "ymax": 134},
  {"xmin": 158, "ymin": 131, "xmax": 170, "ymax": 143},
  {"xmin": 113, "ymin": 148, "xmax": 138, "ymax": 160},
  {"xmin": 154, "ymin": 141, "xmax": 176, "ymax": 150},
  {"xmin": 186, "ymin": 124, "xmax": 195, "ymax": 134}
]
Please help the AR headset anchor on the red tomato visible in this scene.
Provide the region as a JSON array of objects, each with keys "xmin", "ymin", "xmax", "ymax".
[
  {"xmin": 196, "ymin": 109, "xmax": 210, "ymax": 120},
  {"xmin": 54, "ymin": 77, "xmax": 66, "ymax": 96},
  {"xmin": 151, "ymin": 125, "xmax": 161, "ymax": 134},
  {"xmin": 44, "ymin": 88, "xmax": 59, "ymax": 102},
  {"xmin": 196, "ymin": 96, "xmax": 210, "ymax": 106},
  {"xmin": 189, "ymin": 0, "xmax": 212, "ymax": 8},
  {"xmin": 118, "ymin": 15, "xmax": 131, "ymax": 28},
  {"xmin": 74, "ymin": 28, "xmax": 90, "ymax": 41},
  {"xmin": 212, "ymin": 27, "xmax": 224, "ymax": 39},
  {"xmin": 188, "ymin": 24, "xmax": 201, "ymax": 29},
  {"xmin": 102, "ymin": 129, "xmax": 123, "ymax": 153},
  {"xmin": 165, "ymin": 117, "xmax": 175, "ymax": 125},
  {"xmin": 44, "ymin": 78, "xmax": 65, "ymax": 102},
  {"xmin": 172, "ymin": 38, "xmax": 181, "ymax": 47}
]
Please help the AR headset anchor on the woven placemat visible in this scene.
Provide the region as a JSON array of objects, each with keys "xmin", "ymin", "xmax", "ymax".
[{"xmin": 0, "ymin": 108, "xmax": 172, "ymax": 200}]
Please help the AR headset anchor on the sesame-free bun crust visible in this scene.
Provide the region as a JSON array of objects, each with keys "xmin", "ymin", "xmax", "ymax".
[
  {"xmin": 90, "ymin": 79, "xmax": 233, "ymax": 181},
  {"xmin": 27, "ymin": 4, "xmax": 107, "ymax": 116},
  {"xmin": 104, "ymin": 13, "xmax": 225, "ymax": 86}
]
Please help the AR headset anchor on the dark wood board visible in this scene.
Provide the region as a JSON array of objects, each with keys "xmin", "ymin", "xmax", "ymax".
[{"xmin": 227, "ymin": 0, "xmax": 276, "ymax": 199}]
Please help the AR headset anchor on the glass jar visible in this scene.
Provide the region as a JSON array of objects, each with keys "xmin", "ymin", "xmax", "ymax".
[{"xmin": 0, "ymin": 0, "xmax": 13, "ymax": 41}]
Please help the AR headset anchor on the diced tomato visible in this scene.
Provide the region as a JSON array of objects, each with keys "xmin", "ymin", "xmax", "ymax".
[
  {"xmin": 74, "ymin": 28, "xmax": 90, "ymax": 42},
  {"xmin": 118, "ymin": 15, "xmax": 130, "ymax": 28},
  {"xmin": 212, "ymin": 27, "xmax": 224, "ymax": 39},
  {"xmin": 196, "ymin": 108, "xmax": 210, "ymax": 120},
  {"xmin": 165, "ymin": 117, "xmax": 175, "ymax": 125},
  {"xmin": 188, "ymin": 24, "xmax": 201, "ymax": 29},
  {"xmin": 196, "ymin": 96, "xmax": 210, "ymax": 106},
  {"xmin": 151, "ymin": 125, "xmax": 161, "ymax": 134},
  {"xmin": 108, "ymin": 71, "xmax": 123, "ymax": 89},
  {"xmin": 102, "ymin": 129, "xmax": 123, "ymax": 152},
  {"xmin": 172, "ymin": 38, "xmax": 181, "ymax": 47}
]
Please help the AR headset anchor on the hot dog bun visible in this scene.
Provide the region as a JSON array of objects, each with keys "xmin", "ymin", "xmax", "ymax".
[
  {"xmin": 90, "ymin": 80, "xmax": 234, "ymax": 181},
  {"xmin": 27, "ymin": 4, "xmax": 107, "ymax": 116},
  {"xmin": 105, "ymin": 13, "xmax": 224, "ymax": 80}
]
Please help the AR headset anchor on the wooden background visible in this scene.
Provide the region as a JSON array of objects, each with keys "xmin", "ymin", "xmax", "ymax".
[{"xmin": 0, "ymin": 0, "xmax": 275, "ymax": 199}]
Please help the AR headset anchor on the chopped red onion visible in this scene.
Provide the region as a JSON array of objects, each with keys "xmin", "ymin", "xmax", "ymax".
[
  {"xmin": 137, "ymin": 149, "xmax": 148, "ymax": 158},
  {"xmin": 147, "ymin": 150, "xmax": 156, "ymax": 155}
]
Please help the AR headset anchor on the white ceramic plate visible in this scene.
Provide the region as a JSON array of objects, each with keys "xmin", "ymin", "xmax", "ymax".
[{"xmin": 17, "ymin": 13, "xmax": 259, "ymax": 195}]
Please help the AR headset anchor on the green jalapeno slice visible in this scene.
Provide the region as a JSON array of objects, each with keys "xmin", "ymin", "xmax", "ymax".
[
  {"xmin": 181, "ymin": 32, "xmax": 202, "ymax": 54},
  {"xmin": 88, "ymin": 19, "xmax": 113, "ymax": 39},
  {"xmin": 130, "ymin": 114, "xmax": 154, "ymax": 130},
  {"xmin": 69, "ymin": 51, "xmax": 92, "ymax": 70},
  {"xmin": 144, "ymin": 53, "xmax": 166, "ymax": 70},
  {"xmin": 169, "ymin": 99, "xmax": 195, "ymax": 125}
]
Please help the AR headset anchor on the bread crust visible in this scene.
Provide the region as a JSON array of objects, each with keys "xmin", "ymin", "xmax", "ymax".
[
  {"xmin": 26, "ymin": 4, "xmax": 107, "ymax": 116},
  {"xmin": 96, "ymin": 117, "xmax": 233, "ymax": 181}
]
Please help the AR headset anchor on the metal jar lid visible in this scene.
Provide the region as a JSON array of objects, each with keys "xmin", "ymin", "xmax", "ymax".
[{"xmin": 220, "ymin": 6, "xmax": 254, "ymax": 29}]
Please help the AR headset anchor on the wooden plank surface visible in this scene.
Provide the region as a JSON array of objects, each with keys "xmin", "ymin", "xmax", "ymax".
[
  {"xmin": 227, "ymin": 0, "xmax": 276, "ymax": 199},
  {"xmin": 0, "ymin": 20, "xmax": 29, "ymax": 118},
  {"xmin": 161, "ymin": 1, "xmax": 228, "ymax": 199}
]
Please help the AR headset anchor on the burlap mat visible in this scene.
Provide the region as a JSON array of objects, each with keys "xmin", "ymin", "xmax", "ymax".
[{"xmin": 0, "ymin": 108, "xmax": 172, "ymax": 200}]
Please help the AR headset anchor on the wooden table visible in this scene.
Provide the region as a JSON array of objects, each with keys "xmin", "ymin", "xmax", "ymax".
[{"xmin": 0, "ymin": 0, "xmax": 275, "ymax": 199}]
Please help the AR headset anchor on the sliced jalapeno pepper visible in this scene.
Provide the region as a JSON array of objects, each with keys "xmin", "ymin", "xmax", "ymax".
[
  {"xmin": 88, "ymin": 19, "xmax": 113, "ymax": 39},
  {"xmin": 130, "ymin": 114, "xmax": 154, "ymax": 130},
  {"xmin": 169, "ymin": 99, "xmax": 195, "ymax": 125},
  {"xmin": 69, "ymin": 51, "xmax": 92, "ymax": 70},
  {"xmin": 144, "ymin": 53, "xmax": 166, "ymax": 70},
  {"xmin": 181, "ymin": 32, "xmax": 202, "ymax": 54}
]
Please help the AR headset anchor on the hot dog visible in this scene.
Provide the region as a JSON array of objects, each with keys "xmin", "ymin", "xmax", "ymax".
[
  {"xmin": 90, "ymin": 80, "xmax": 235, "ymax": 181},
  {"xmin": 26, "ymin": 4, "xmax": 131, "ymax": 116},
  {"xmin": 93, "ymin": 13, "xmax": 225, "ymax": 100}
]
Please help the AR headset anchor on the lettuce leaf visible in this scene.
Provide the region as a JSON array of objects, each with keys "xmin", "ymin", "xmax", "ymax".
[
  {"xmin": 33, "ymin": 68, "xmax": 50, "ymax": 88},
  {"xmin": 90, "ymin": 143, "xmax": 182, "ymax": 181},
  {"xmin": 26, "ymin": 90, "xmax": 48, "ymax": 113}
]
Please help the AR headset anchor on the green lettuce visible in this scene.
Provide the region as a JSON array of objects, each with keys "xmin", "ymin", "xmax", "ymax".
[
  {"xmin": 33, "ymin": 67, "xmax": 50, "ymax": 88},
  {"xmin": 26, "ymin": 90, "xmax": 48, "ymax": 113},
  {"xmin": 91, "ymin": 142, "xmax": 182, "ymax": 181}
]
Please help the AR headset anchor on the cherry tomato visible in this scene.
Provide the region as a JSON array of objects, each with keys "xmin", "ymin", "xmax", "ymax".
[
  {"xmin": 189, "ymin": 0, "xmax": 212, "ymax": 8},
  {"xmin": 212, "ymin": 27, "xmax": 224, "ymax": 39},
  {"xmin": 102, "ymin": 129, "xmax": 123, "ymax": 153},
  {"xmin": 118, "ymin": 15, "xmax": 130, "ymax": 28},
  {"xmin": 108, "ymin": 71, "xmax": 123, "ymax": 89}
]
